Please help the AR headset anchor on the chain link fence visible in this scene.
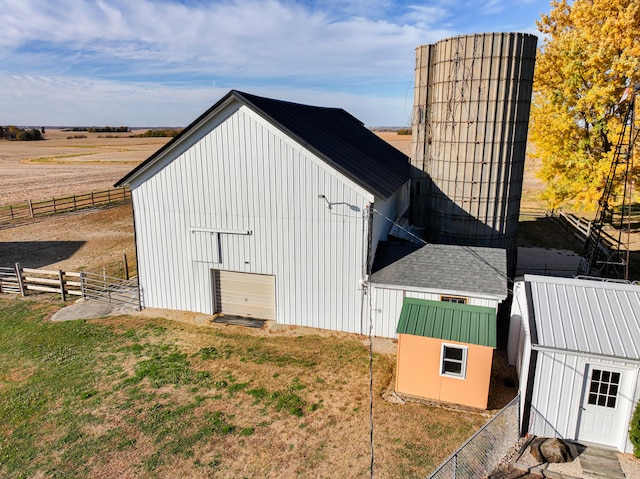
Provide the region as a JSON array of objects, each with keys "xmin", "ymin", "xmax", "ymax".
[{"xmin": 426, "ymin": 395, "xmax": 521, "ymax": 479}]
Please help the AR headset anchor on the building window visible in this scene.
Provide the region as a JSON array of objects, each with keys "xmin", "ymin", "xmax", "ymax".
[
  {"xmin": 588, "ymin": 369, "xmax": 620, "ymax": 409},
  {"xmin": 440, "ymin": 344, "xmax": 468, "ymax": 379},
  {"xmin": 440, "ymin": 295, "xmax": 468, "ymax": 304}
]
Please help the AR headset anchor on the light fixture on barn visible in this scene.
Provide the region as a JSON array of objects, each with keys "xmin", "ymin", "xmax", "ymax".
[{"xmin": 318, "ymin": 194, "xmax": 332, "ymax": 209}]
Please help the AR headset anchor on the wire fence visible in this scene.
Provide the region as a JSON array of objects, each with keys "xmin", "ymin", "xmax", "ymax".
[{"xmin": 426, "ymin": 395, "xmax": 521, "ymax": 479}]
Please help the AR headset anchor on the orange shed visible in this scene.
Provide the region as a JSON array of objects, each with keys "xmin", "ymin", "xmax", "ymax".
[{"xmin": 395, "ymin": 298, "xmax": 497, "ymax": 409}]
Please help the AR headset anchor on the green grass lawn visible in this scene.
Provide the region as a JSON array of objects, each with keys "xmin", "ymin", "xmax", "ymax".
[{"xmin": 0, "ymin": 297, "xmax": 486, "ymax": 478}]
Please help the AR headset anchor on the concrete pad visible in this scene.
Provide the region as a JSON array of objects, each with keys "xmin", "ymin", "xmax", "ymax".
[{"xmin": 50, "ymin": 299, "xmax": 114, "ymax": 321}]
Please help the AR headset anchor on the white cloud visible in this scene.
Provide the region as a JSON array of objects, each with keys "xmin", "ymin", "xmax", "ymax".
[
  {"xmin": 0, "ymin": 73, "xmax": 412, "ymax": 126},
  {"xmin": 0, "ymin": 0, "xmax": 547, "ymax": 126},
  {"xmin": 0, "ymin": 0, "xmax": 451, "ymax": 82}
]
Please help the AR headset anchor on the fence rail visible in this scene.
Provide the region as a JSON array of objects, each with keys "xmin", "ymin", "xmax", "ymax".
[
  {"xmin": 0, "ymin": 186, "xmax": 131, "ymax": 225},
  {"xmin": 427, "ymin": 395, "xmax": 520, "ymax": 479},
  {"xmin": 0, "ymin": 263, "xmax": 139, "ymax": 310},
  {"xmin": 551, "ymin": 210, "xmax": 634, "ymax": 249}
]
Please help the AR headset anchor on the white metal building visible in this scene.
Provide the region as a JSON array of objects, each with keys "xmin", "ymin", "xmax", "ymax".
[
  {"xmin": 115, "ymin": 90, "xmax": 410, "ymax": 335},
  {"xmin": 508, "ymin": 275, "xmax": 640, "ymax": 452}
]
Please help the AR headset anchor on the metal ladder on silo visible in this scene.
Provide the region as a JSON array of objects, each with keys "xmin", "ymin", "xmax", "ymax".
[{"xmin": 577, "ymin": 85, "xmax": 637, "ymax": 279}]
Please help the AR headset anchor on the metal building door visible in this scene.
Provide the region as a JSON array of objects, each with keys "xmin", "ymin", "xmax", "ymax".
[
  {"xmin": 213, "ymin": 270, "xmax": 276, "ymax": 320},
  {"xmin": 577, "ymin": 364, "xmax": 632, "ymax": 450}
]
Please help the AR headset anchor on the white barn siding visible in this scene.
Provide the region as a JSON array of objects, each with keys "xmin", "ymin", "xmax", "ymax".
[
  {"xmin": 528, "ymin": 351, "xmax": 584, "ymax": 438},
  {"xmin": 132, "ymin": 104, "xmax": 375, "ymax": 334},
  {"xmin": 369, "ymin": 285, "xmax": 500, "ymax": 339}
]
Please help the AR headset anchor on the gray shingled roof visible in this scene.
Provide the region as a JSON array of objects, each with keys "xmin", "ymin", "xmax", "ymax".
[
  {"xmin": 370, "ymin": 241, "xmax": 508, "ymax": 299},
  {"xmin": 116, "ymin": 90, "xmax": 409, "ymax": 199}
]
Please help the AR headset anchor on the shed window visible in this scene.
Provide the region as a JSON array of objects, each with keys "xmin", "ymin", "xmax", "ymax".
[
  {"xmin": 440, "ymin": 344, "xmax": 468, "ymax": 379},
  {"xmin": 588, "ymin": 369, "xmax": 620, "ymax": 409},
  {"xmin": 440, "ymin": 295, "xmax": 468, "ymax": 304}
]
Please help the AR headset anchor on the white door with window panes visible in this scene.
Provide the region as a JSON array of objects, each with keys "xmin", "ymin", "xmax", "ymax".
[{"xmin": 577, "ymin": 364, "xmax": 633, "ymax": 450}]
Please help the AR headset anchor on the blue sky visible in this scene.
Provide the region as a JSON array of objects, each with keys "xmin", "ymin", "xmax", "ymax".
[{"xmin": 0, "ymin": 0, "xmax": 550, "ymax": 127}]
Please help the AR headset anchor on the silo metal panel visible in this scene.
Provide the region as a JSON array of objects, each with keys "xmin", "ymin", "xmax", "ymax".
[{"xmin": 411, "ymin": 32, "xmax": 537, "ymax": 275}]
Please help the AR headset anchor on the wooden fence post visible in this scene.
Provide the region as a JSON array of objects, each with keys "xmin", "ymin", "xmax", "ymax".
[
  {"xmin": 80, "ymin": 271, "xmax": 86, "ymax": 299},
  {"xmin": 15, "ymin": 263, "xmax": 26, "ymax": 297},
  {"xmin": 123, "ymin": 253, "xmax": 129, "ymax": 280},
  {"xmin": 58, "ymin": 270, "xmax": 67, "ymax": 302},
  {"xmin": 28, "ymin": 199, "xmax": 34, "ymax": 218}
]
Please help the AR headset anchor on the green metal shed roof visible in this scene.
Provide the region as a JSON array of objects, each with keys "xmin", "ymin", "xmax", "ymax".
[{"xmin": 397, "ymin": 298, "xmax": 497, "ymax": 348}]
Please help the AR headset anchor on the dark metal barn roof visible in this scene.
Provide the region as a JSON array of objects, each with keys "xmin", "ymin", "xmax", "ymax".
[{"xmin": 116, "ymin": 90, "xmax": 410, "ymax": 200}]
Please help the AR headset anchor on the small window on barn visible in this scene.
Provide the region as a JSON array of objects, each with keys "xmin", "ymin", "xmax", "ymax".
[
  {"xmin": 440, "ymin": 295, "xmax": 468, "ymax": 304},
  {"xmin": 440, "ymin": 344, "xmax": 468, "ymax": 379}
]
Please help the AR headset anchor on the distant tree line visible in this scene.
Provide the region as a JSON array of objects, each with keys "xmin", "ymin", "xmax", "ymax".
[
  {"xmin": 134, "ymin": 129, "xmax": 182, "ymax": 138},
  {"xmin": 61, "ymin": 126, "xmax": 129, "ymax": 133},
  {"xmin": 87, "ymin": 126, "xmax": 129, "ymax": 133},
  {"xmin": 1, "ymin": 125, "xmax": 43, "ymax": 141}
]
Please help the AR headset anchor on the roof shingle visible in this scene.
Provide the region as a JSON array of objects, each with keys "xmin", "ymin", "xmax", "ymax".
[{"xmin": 371, "ymin": 241, "xmax": 508, "ymax": 298}]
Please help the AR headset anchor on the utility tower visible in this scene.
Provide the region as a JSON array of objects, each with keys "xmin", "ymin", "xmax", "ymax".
[{"xmin": 577, "ymin": 85, "xmax": 638, "ymax": 279}]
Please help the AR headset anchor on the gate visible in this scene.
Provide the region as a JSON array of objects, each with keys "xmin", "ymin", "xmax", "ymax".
[
  {"xmin": 80, "ymin": 271, "xmax": 139, "ymax": 310},
  {"xmin": 0, "ymin": 267, "xmax": 21, "ymax": 294}
]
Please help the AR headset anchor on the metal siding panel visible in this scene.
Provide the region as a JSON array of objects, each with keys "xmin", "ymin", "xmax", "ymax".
[
  {"xmin": 527, "ymin": 275, "xmax": 640, "ymax": 359},
  {"xmin": 371, "ymin": 286, "xmax": 405, "ymax": 339},
  {"xmin": 531, "ymin": 352, "xmax": 585, "ymax": 440}
]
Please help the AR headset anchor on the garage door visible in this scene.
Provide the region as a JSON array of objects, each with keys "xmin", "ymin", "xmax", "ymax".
[{"xmin": 213, "ymin": 270, "xmax": 276, "ymax": 320}]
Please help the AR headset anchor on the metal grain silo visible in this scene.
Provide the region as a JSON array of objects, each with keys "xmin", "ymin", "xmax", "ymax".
[{"xmin": 410, "ymin": 32, "xmax": 537, "ymax": 275}]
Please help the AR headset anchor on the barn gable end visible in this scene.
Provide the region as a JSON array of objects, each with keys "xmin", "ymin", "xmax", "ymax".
[{"xmin": 116, "ymin": 91, "xmax": 411, "ymax": 335}]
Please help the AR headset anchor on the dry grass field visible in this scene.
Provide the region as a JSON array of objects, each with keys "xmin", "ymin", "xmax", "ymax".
[
  {"xmin": 1, "ymin": 129, "xmax": 171, "ymax": 205},
  {"xmin": 0, "ymin": 298, "xmax": 500, "ymax": 478}
]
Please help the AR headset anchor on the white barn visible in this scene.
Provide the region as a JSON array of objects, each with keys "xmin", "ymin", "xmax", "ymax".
[
  {"xmin": 116, "ymin": 90, "xmax": 411, "ymax": 336},
  {"xmin": 508, "ymin": 274, "xmax": 640, "ymax": 452}
]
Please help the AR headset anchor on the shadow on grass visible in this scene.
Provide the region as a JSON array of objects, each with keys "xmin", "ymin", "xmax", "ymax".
[{"xmin": 0, "ymin": 241, "xmax": 86, "ymax": 269}]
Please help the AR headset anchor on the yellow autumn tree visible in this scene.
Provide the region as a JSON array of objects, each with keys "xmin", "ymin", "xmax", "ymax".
[{"xmin": 530, "ymin": 0, "xmax": 640, "ymax": 211}]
